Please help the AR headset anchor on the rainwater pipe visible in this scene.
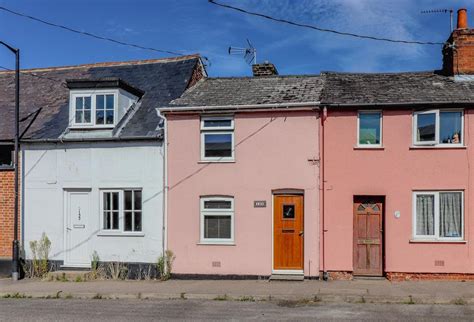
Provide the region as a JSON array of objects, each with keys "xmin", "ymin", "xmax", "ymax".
[{"xmin": 320, "ymin": 106, "xmax": 328, "ymax": 281}]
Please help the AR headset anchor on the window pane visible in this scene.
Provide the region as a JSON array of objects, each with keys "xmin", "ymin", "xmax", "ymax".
[
  {"xmin": 84, "ymin": 110, "xmax": 91, "ymax": 123},
  {"xmin": 76, "ymin": 97, "xmax": 83, "ymax": 110},
  {"xmin": 283, "ymin": 205, "xmax": 295, "ymax": 219},
  {"xmin": 112, "ymin": 192, "xmax": 119, "ymax": 211},
  {"xmin": 112, "ymin": 211, "xmax": 119, "ymax": 230},
  {"xmin": 416, "ymin": 113, "xmax": 436, "ymax": 142},
  {"xmin": 416, "ymin": 195, "xmax": 435, "ymax": 236},
  {"xmin": 204, "ymin": 134, "xmax": 232, "ymax": 157},
  {"xmin": 134, "ymin": 191, "xmax": 142, "ymax": 210},
  {"xmin": 96, "ymin": 95, "xmax": 105, "ymax": 110},
  {"xmin": 104, "ymin": 193, "xmax": 111, "ymax": 211},
  {"xmin": 204, "ymin": 215, "xmax": 231, "ymax": 239},
  {"xmin": 440, "ymin": 112, "xmax": 462, "ymax": 144},
  {"xmin": 124, "ymin": 191, "xmax": 132, "ymax": 210},
  {"xmin": 124, "ymin": 211, "xmax": 132, "ymax": 232},
  {"xmin": 96, "ymin": 110, "xmax": 104, "ymax": 125},
  {"xmin": 84, "ymin": 97, "xmax": 91, "ymax": 110},
  {"xmin": 204, "ymin": 200, "xmax": 231, "ymax": 209},
  {"xmin": 105, "ymin": 110, "xmax": 114, "ymax": 125},
  {"xmin": 0, "ymin": 145, "xmax": 13, "ymax": 167},
  {"xmin": 75, "ymin": 110, "xmax": 83, "ymax": 124},
  {"xmin": 440, "ymin": 192, "xmax": 462, "ymax": 238},
  {"xmin": 359, "ymin": 113, "xmax": 381, "ymax": 145},
  {"xmin": 134, "ymin": 212, "xmax": 142, "ymax": 232},
  {"xmin": 104, "ymin": 212, "xmax": 111, "ymax": 230},
  {"xmin": 106, "ymin": 95, "xmax": 114, "ymax": 109},
  {"xmin": 203, "ymin": 119, "xmax": 232, "ymax": 128}
]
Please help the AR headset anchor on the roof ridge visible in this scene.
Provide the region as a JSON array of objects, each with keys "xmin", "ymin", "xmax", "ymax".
[
  {"xmin": 322, "ymin": 70, "xmax": 439, "ymax": 76},
  {"xmin": 204, "ymin": 74, "xmax": 321, "ymax": 80},
  {"xmin": 0, "ymin": 54, "xmax": 200, "ymax": 74}
]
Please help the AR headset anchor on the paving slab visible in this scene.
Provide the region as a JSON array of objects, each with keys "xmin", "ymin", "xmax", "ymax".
[{"xmin": 0, "ymin": 278, "xmax": 472, "ymax": 304}]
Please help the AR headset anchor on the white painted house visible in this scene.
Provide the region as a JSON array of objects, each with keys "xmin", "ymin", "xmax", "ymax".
[{"xmin": 17, "ymin": 56, "xmax": 204, "ymax": 273}]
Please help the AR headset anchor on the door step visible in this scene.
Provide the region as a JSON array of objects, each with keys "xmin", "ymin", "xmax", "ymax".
[
  {"xmin": 353, "ymin": 275, "xmax": 386, "ymax": 280},
  {"xmin": 270, "ymin": 274, "xmax": 304, "ymax": 281}
]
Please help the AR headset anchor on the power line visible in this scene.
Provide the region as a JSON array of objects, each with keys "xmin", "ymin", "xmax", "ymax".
[
  {"xmin": 0, "ymin": 5, "xmax": 183, "ymax": 56},
  {"xmin": 208, "ymin": 0, "xmax": 445, "ymax": 46}
]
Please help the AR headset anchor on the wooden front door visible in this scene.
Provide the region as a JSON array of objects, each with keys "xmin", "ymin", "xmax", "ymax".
[
  {"xmin": 273, "ymin": 195, "xmax": 304, "ymax": 270},
  {"xmin": 353, "ymin": 197, "xmax": 384, "ymax": 276}
]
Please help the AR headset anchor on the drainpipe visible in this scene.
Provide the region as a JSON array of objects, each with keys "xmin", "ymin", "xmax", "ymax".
[
  {"xmin": 321, "ymin": 106, "xmax": 328, "ymax": 281},
  {"xmin": 157, "ymin": 110, "xmax": 168, "ymax": 270}
]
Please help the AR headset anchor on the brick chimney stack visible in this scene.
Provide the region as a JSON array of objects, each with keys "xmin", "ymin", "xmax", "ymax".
[
  {"xmin": 252, "ymin": 61, "xmax": 279, "ymax": 76},
  {"xmin": 443, "ymin": 8, "xmax": 474, "ymax": 75}
]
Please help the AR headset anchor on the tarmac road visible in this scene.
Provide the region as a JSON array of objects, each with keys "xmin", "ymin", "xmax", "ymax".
[{"xmin": 0, "ymin": 298, "xmax": 473, "ymax": 321}]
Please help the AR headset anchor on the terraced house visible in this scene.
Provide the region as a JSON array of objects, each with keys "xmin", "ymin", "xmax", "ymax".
[{"xmin": 0, "ymin": 55, "xmax": 205, "ymax": 276}]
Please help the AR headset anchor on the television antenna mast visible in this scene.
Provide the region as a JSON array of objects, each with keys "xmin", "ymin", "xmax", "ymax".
[
  {"xmin": 228, "ymin": 39, "xmax": 257, "ymax": 65},
  {"xmin": 421, "ymin": 9, "xmax": 454, "ymax": 32}
]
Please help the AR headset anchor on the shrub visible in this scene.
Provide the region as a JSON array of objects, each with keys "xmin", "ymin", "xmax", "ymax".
[
  {"xmin": 29, "ymin": 233, "xmax": 51, "ymax": 278},
  {"xmin": 157, "ymin": 250, "xmax": 175, "ymax": 281}
]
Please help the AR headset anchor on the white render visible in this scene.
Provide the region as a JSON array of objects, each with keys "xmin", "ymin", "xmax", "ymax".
[{"xmin": 22, "ymin": 141, "xmax": 163, "ymax": 267}]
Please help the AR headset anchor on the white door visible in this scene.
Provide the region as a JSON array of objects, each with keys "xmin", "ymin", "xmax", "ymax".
[{"xmin": 65, "ymin": 190, "xmax": 91, "ymax": 267}]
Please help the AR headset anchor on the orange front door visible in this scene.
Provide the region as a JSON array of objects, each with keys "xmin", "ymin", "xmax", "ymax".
[{"xmin": 273, "ymin": 195, "xmax": 304, "ymax": 270}]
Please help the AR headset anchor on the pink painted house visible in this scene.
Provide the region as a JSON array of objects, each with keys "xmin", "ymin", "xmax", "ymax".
[
  {"xmin": 161, "ymin": 9, "xmax": 474, "ymax": 280},
  {"xmin": 161, "ymin": 69, "xmax": 323, "ymax": 279},
  {"xmin": 320, "ymin": 10, "xmax": 474, "ymax": 280}
]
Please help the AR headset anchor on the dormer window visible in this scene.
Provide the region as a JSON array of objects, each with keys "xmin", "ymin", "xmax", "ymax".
[{"xmin": 67, "ymin": 78, "xmax": 144, "ymax": 129}]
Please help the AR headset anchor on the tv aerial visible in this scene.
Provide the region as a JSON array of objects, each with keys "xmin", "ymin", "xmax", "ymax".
[
  {"xmin": 421, "ymin": 9, "xmax": 454, "ymax": 32},
  {"xmin": 228, "ymin": 39, "xmax": 257, "ymax": 65}
]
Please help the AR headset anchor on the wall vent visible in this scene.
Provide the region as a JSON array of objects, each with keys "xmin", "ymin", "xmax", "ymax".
[
  {"xmin": 435, "ymin": 260, "xmax": 445, "ymax": 267},
  {"xmin": 212, "ymin": 261, "xmax": 221, "ymax": 268}
]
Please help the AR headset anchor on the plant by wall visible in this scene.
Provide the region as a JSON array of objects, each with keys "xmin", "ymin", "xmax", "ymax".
[
  {"xmin": 28, "ymin": 233, "xmax": 51, "ymax": 278},
  {"xmin": 157, "ymin": 250, "xmax": 175, "ymax": 281}
]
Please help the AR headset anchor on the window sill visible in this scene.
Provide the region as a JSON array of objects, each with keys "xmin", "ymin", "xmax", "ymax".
[
  {"xmin": 409, "ymin": 239, "xmax": 466, "ymax": 244},
  {"xmin": 353, "ymin": 146, "xmax": 384, "ymax": 150},
  {"xmin": 97, "ymin": 232, "xmax": 145, "ymax": 237},
  {"xmin": 409, "ymin": 145, "xmax": 466, "ymax": 150},
  {"xmin": 197, "ymin": 242, "xmax": 236, "ymax": 246},
  {"xmin": 0, "ymin": 166, "xmax": 14, "ymax": 171},
  {"xmin": 69, "ymin": 125, "xmax": 115, "ymax": 130},
  {"xmin": 198, "ymin": 160, "xmax": 235, "ymax": 164}
]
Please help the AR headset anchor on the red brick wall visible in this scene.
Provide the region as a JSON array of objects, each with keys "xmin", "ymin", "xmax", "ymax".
[
  {"xmin": 443, "ymin": 29, "xmax": 474, "ymax": 75},
  {"xmin": 186, "ymin": 60, "xmax": 205, "ymax": 89},
  {"xmin": 0, "ymin": 169, "xmax": 14, "ymax": 258}
]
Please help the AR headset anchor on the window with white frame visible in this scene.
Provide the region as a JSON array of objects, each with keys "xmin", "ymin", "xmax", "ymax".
[
  {"xmin": 358, "ymin": 111, "xmax": 382, "ymax": 146},
  {"xmin": 413, "ymin": 191, "xmax": 463, "ymax": 241},
  {"xmin": 102, "ymin": 189, "xmax": 142, "ymax": 233},
  {"xmin": 72, "ymin": 92, "xmax": 116, "ymax": 127},
  {"xmin": 413, "ymin": 110, "xmax": 463, "ymax": 146},
  {"xmin": 200, "ymin": 197, "xmax": 234, "ymax": 243},
  {"xmin": 200, "ymin": 116, "xmax": 234, "ymax": 161}
]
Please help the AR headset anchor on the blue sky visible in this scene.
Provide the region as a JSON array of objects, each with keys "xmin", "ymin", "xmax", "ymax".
[{"xmin": 0, "ymin": 0, "xmax": 471, "ymax": 77}]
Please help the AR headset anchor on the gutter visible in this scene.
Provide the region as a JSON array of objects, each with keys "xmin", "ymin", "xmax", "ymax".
[
  {"xmin": 321, "ymin": 101, "xmax": 474, "ymax": 108},
  {"xmin": 159, "ymin": 101, "xmax": 321, "ymax": 114},
  {"xmin": 20, "ymin": 135, "xmax": 162, "ymax": 144}
]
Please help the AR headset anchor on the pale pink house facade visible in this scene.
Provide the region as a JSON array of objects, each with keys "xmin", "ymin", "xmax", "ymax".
[{"xmin": 162, "ymin": 74, "xmax": 323, "ymax": 278}]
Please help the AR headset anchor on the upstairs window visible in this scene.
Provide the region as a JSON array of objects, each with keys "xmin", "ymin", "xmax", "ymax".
[
  {"xmin": 0, "ymin": 145, "xmax": 13, "ymax": 168},
  {"xmin": 72, "ymin": 92, "xmax": 116, "ymax": 127},
  {"xmin": 357, "ymin": 111, "xmax": 382, "ymax": 147},
  {"xmin": 413, "ymin": 110, "xmax": 463, "ymax": 146},
  {"xmin": 200, "ymin": 116, "xmax": 234, "ymax": 161}
]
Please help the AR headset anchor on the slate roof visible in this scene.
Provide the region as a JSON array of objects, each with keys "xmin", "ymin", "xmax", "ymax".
[
  {"xmin": 169, "ymin": 75, "xmax": 324, "ymax": 107},
  {"xmin": 0, "ymin": 55, "xmax": 200, "ymax": 141},
  {"xmin": 321, "ymin": 71, "xmax": 474, "ymax": 105}
]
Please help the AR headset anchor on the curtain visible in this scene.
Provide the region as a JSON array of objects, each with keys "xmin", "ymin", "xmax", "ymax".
[
  {"xmin": 416, "ymin": 195, "xmax": 434, "ymax": 235},
  {"xmin": 440, "ymin": 192, "xmax": 462, "ymax": 238}
]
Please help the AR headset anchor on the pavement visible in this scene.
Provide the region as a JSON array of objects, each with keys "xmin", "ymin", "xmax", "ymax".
[
  {"xmin": 1, "ymin": 299, "xmax": 474, "ymax": 321},
  {"xmin": 0, "ymin": 278, "xmax": 473, "ymax": 305}
]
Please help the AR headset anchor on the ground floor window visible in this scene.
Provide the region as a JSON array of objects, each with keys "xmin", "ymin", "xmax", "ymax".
[
  {"xmin": 200, "ymin": 196, "xmax": 234, "ymax": 243},
  {"xmin": 0, "ymin": 144, "xmax": 13, "ymax": 168},
  {"xmin": 413, "ymin": 191, "xmax": 463, "ymax": 241},
  {"xmin": 102, "ymin": 189, "xmax": 142, "ymax": 232}
]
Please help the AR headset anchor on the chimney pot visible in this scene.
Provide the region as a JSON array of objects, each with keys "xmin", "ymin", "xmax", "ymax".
[{"xmin": 457, "ymin": 8, "xmax": 468, "ymax": 29}]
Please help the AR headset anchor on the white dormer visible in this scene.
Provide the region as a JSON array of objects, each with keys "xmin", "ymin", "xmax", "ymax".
[{"xmin": 67, "ymin": 78, "xmax": 144, "ymax": 129}]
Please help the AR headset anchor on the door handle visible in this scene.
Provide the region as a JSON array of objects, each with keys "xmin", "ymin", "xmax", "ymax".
[
  {"xmin": 66, "ymin": 227, "xmax": 72, "ymax": 231},
  {"xmin": 299, "ymin": 231, "xmax": 304, "ymax": 236}
]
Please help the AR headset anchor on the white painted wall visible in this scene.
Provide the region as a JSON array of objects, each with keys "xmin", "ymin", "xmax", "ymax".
[{"xmin": 22, "ymin": 141, "xmax": 163, "ymax": 265}]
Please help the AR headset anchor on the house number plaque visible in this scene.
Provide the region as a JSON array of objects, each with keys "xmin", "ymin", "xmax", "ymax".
[{"xmin": 254, "ymin": 201, "xmax": 266, "ymax": 208}]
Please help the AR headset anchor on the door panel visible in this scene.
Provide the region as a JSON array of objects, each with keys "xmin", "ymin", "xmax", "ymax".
[
  {"xmin": 274, "ymin": 195, "xmax": 304, "ymax": 270},
  {"xmin": 65, "ymin": 190, "xmax": 91, "ymax": 267},
  {"xmin": 353, "ymin": 197, "xmax": 383, "ymax": 276}
]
